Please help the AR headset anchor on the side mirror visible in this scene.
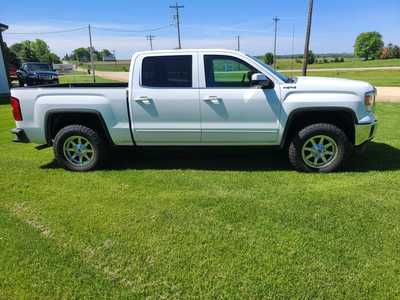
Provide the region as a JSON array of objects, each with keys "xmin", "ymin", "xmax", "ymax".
[{"xmin": 251, "ymin": 73, "xmax": 275, "ymax": 89}]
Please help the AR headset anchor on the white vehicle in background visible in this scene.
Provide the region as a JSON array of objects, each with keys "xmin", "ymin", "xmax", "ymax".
[{"xmin": 10, "ymin": 49, "xmax": 377, "ymax": 172}]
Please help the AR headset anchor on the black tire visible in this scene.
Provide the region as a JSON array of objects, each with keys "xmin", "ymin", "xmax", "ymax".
[
  {"xmin": 53, "ymin": 125, "xmax": 107, "ymax": 171},
  {"xmin": 288, "ymin": 123, "xmax": 352, "ymax": 173}
]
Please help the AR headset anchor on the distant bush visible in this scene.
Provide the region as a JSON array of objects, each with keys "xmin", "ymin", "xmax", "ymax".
[
  {"xmin": 306, "ymin": 50, "xmax": 315, "ymax": 64},
  {"xmin": 264, "ymin": 52, "xmax": 274, "ymax": 65},
  {"xmin": 122, "ymin": 66, "xmax": 128, "ymax": 72}
]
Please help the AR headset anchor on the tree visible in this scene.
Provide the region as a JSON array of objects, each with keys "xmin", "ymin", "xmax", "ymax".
[
  {"xmin": 100, "ymin": 49, "xmax": 112, "ymax": 60},
  {"xmin": 307, "ymin": 50, "xmax": 315, "ymax": 64},
  {"xmin": 390, "ymin": 45, "xmax": 400, "ymax": 59},
  {"xmin": 10, "ymin": 39, "xmax": 60, "ymax": 63},
  {"xmin": 392, "ymin": 45, "xmax": 400, "ymax": 58},
  {"xmin": 1, "ymin": 41, "xmax": 21, "ymax": 68},
  {"xmin": 264, "ymin": 52, "xmax": 274, "ymax": 65},
  {"xmin": 72, "ymin": 47, "xmax": 90, "ymax": 62},
  {"xmin": 48, "ymin": 53, "xmax": 61, "ymax": 64},
  {"xmin": 354, "ymin": 31, "xmax": 384, "ymax": 60},
  {"xmin": 11, "ymin": 40, "xmax": 38, "ymax": 62}
]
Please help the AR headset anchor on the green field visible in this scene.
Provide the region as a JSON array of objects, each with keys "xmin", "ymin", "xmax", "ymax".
[
  {"xmin": 59, "ymin": 72, "xmax": 117, "ymax": 84},
  {"xmin": 275, "ymin": 57, "xmax": 400, "ymax": 70},
  {"xmin": 287, "ymin": 69, "xmax": 400, "ymax": 86},
  {"xmin": 1, "ymin": 100, "xmax": 400, "ymax": 298},
  {"xmin": 79, "ymin": 61, "xmax": 130, "ymax": 72}
]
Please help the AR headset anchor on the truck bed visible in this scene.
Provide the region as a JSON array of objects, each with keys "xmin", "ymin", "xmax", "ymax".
[{"xmin": 13, "ymin": 82, "xmax": 129, "ymax": 89}]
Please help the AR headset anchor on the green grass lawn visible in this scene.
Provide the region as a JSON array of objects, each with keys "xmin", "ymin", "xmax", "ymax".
[
  {"xmin": 275, "ymin": 57, "xmax": 400, "ymax": 70},
  {"xmin": 59, "ymin": 72, "xmax": 118, "ymax": 84},
  {"xmin": 79, "ymin": 61, "xmax": 130, "ymax": 72},
  {"xmin": 1, "ymin": 102, "xmax": 400, "ymax": 298},
  {"xmin": 286, "ymin": 69, "xmax": 400, "ymax": 86}
]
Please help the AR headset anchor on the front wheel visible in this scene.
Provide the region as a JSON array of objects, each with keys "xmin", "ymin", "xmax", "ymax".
[
  {"xmin": 53, "ymin": 125, "xmax": 107, "ymax": 171},
  {"xmin": 288, "ymin": 123, "xmax": 352, "ymax": 173}
]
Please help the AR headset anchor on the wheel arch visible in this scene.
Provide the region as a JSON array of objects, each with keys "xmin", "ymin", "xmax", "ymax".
[
  {"xmin": 280, "ymin": 107, "xmax": 357, "ymax": 148},
  {"xmin": 45, "ymin": 109, "xmax": 114, "ymax": 146}
]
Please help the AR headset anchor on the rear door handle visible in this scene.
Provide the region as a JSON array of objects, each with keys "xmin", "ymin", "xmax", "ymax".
[
  {"xmin": 203, "ymin": 96, "xmax": 222, "ymax": 104},
  {"xmin": 134, "ymin": 96, "xmax": 152, "ymax": 104}
]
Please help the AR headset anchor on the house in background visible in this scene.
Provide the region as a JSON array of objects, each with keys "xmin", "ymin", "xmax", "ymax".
[
  {"xmin": 0, "ymin": 23, "xmax": 9, "ymax": 103},
  {"xmin": 102, "ymin": 54, "xmax": 116, "ymax": 62}
]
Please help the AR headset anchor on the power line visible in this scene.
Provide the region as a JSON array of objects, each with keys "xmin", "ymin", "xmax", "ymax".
[
  {"xmin": 302, "ymin": 0, "xmax": 314, "ymax": 76},
  {"xmin": 4, "ymin": 26, "xmax": 87, "ymax": 35},
  {"xmin": 146, "ymin": 35, "xmax": 155, "ymax": 50},
  {"xmin": 93, "ymin": 24, "xmax": 172, "ymax": 33},
  {"xmin": 170, "ymin": 2, "xmax": 184, "ymax": 49},
  {"xmin": 272, "ymin": 16, "xmax": 280, "ymax": 69}
]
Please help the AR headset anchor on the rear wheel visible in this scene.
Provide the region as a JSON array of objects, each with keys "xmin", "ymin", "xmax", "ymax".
[
  {"xmin": 53, "ymin": 125, "xmax": 107, "ymax": 171},
  {"xmin": 288, "ymin": 123, "xmax": 352, "ymax": 172}
]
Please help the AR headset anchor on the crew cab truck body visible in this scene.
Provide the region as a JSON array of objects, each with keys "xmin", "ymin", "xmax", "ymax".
[{"xmin": 10, "ymin": 49, "xmax": 377, "ymax": 172}]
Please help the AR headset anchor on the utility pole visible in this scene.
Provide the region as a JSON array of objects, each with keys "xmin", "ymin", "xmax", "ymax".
[
  {"xmin": 88, "ymin": 24, "xmax": 96, "ymax": 83},
  {"xmin": 236, "ymin": 35, "xmax": 240, "ymax": 51},
  {"xmin": 170, "ymin": 2, "xmax": 184, "ymax": 49},
  {"xmin": 302, "ymin": 0, "xmax": 314, "ymax": 76},
  {"xmin": 272, "ymin": 16, "xmax": 280, "ymax": 69},
  {"xmin": 112, "ymin": 50, "xmax": 116, "ymax": 65},
  {"xmin": 146, "ymin": 35, "xmax": 155, "ymax": 50},
  {"xmin": 291, "ymin": 24, "xmax": 295, "ymax": 77}
]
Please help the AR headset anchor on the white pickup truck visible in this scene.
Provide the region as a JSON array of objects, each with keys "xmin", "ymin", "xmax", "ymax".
[{"xmin": 10, "ymin": 49, "xmax": 377, "ymax": 172}]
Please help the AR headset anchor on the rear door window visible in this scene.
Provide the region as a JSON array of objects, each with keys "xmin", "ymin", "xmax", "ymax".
[{"xmin": 142, "ymin": 55, "xmax": 192, "ymax": 88}]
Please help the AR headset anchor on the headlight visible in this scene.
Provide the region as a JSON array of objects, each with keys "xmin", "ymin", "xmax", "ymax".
[{"xmin": 364, "ymin": 91, "xmax": 376, "ymax": 111}]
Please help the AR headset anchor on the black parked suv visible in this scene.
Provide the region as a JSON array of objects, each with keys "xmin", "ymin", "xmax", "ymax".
[{"xmin": 17, "ymin": 63, "xmax": 59, "ymax": 86}]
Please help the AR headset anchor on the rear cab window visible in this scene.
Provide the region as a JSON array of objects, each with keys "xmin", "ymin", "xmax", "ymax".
[{"xmin": 141, "ymin": 55, "xmax": 193, "ymax": 88}]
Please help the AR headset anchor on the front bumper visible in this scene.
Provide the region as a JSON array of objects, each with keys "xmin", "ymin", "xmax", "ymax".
[
  {"xmin": 11, "ymin": 128, "xmax": 30, "ymax": 143},
  {"xmin": 355, "ymin": 121, "xmax": 378, "ymax": 146}
]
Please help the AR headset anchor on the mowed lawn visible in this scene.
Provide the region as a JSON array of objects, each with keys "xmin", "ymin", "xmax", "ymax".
[
  {"xmin": 0, "ymin": 101, "xmax": 400, "ymax": 298},
  {"xmin": 275, "ymin": 57, "xmax": 400, "ymax": 70},
  {"xmin": 287, "ymin": 69, "xmax": 400, "ymax": 86},
  {"xmin": 59, "ymin": 72, "xmax": 118, "ymax": 84}
]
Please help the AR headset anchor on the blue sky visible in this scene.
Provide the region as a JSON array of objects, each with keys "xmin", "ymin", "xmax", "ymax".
[{"xmin": 1, "ymin": 0, "xmax": 399, "ymax": 58}]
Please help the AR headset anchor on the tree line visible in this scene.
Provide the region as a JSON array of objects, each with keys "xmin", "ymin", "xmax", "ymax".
[
  {"xmin": 2, "ymin": 39, "xmax": 114, "ymax": 68},
  {"xmin": 63, "ymin": 48, "xmax": 114, "ymax": 62},
  {"xmin": 263, "ymin": 31, "xmax": 399, "ymax": 66}
]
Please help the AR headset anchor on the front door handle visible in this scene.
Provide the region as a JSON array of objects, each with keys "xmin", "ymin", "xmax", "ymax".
[
  {"xmin": 134, "ymin": 96, "xmax": 152, "ymax": 105},
  {"xmin": 203, "ymin": 96, "xmax": 222, "ymax": 104}
]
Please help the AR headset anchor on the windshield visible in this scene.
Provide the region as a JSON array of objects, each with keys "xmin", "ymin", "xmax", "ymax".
[
  {"xmin": 27, "ymin": 63, "xmax": 52, "ymax": 71},
  {"xmin": 247, "ymin": 55, "xmax": 291, "ymax": 83}
]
